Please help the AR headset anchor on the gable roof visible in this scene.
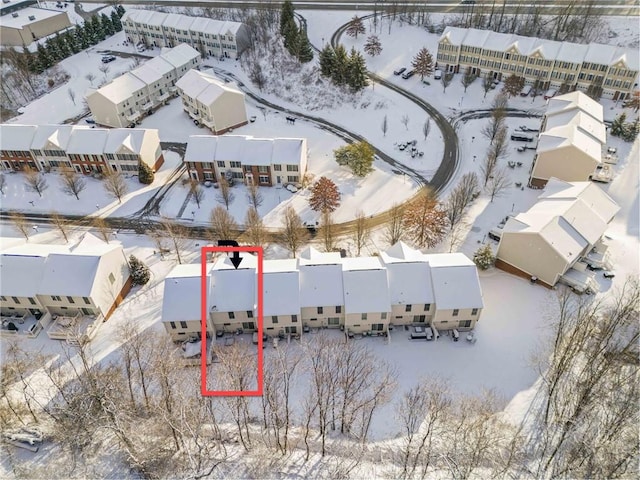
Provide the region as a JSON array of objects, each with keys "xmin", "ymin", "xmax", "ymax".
[
  {"xmin": 342, "ymin": 257, "xmax": 390, "ymax": 313},
  {"xmin": 104, "ymin": 129, "xmax": 149, "ymax": 155},
  {"xmin": 30, "ymin": 124, "xmax": 74, "ymax": 151},
  {"xmin": 0, "ymin": 254, "xmax": 47, "ymax": 298},
  {"xmin": 263, "ymin": 259, "xmax": 299, "ymax": 316},
  {"xmin": 175, "ymin": 69, "xmax": 242, "ymax": 105},
  {"xmin": 543, "ymin": 110, "xmax": 607, "ymax": 144},
  {"xmin": 380, "ymin": 241, "xmax": 424, "ymax": 263},
  {"xmin": 545, "ymin": 91, "xmax": 604, "ymax": 122},
  {"xmin": 299, "ymin": 263, "xmax": 344, "ymax": 308},
  {"xmin": 184, "ymin": 135, "xmax": 218, "ymax": 163},
  {"xmin": 537, "ymin": 125, "xmax": 602, "ymax": 163},
  {"xmin": 380, "ymin": 243, "xmax": 434, "ymax": 305},
  {"xmin": 0, "ymin": 124, "xmax": 37, "ymax": 151},
  {"xmin": 539, "ymin": 178, "xmax": 620, "ymax": 223},
  {"xmin": 298, "ymin": 246, "xmax": 341, "ymax": 265},
  {"xmin": 210, "ymin": 253, "xmax": 257, "ymax": 312},
  {"xmin": 423, "ymin": 253, "xmax": 483, "ymax": 310},
  {"xmin": 66, "ymin": 127, "xmax": 109, "ymax": 155},
  {"xmin": 162, "ymin": 263, "xmax": 210, "ymax": 322}
]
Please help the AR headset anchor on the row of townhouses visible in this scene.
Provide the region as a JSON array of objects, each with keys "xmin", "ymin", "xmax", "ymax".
[
  {"xmin": 530, "ymin": 92, "xmax": 608, "ymax": 188},
  {"xmin": 184, "ymin": 134, "xmax": 308, "ymax": 186},
  {"xmin": 161, "ymin": 243, "xmax": 484, "ymax": 344},
  {"xmin": 437, "ymin": 27, "xmax": 639, "ymax": 99},
  {"xmin": 86, "ymin": 43, "xmax": 201, "ymax": 128},
  {"xmin": 0, "ymin": 124, "xmax": 164, "ymax": 174},
  {"xmin": 175, "ymin": 69, "xmax": 249, "ymax": 135},
  {"xmin": 0, "ymin": 233, "xmax": 132, "ymax": 322},
  {"xmin": 121, "ymin": 9, "xmax": 251, "ymax": 59},
  {"xmin": 496, "ymin": 178, "xmax": 619, "ymax": 290}
]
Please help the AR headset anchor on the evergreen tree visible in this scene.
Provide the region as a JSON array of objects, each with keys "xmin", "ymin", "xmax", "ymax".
[
  {"xmin": 332, "ymin": 44, "xmax": 349, "ymax": 86},
  {"xmin": 111, "ymin": 10, "xmax": 123, "ymax": 32},
  {"xmin": 65, "ymin": 30, "xmax": 80, "ymax": 55},
  {"xmin": 347, "ymin": 47, "xmax": 369, "ymax": 92},
  {"xmin": 610, "ymin": 113, "xmax": 627, "ymax": 137},
  {"xmin": 279, "ymin": 0, "xmax": 295, "ymax": 36},
  {"xmin": 46, "ymin": 37, "xmax": 62, "ymax": 62},
  {"xmin": 363, "ymin": 35, "xmax": 382, "ymax": 57},
  {"xmin": 58, "ymin": 33, "xmax": 72, "ymax": 59},
  {"xmin": 296, "ymin": 29, "xmax": 313, "ymax": 63},
  {"xmin": 138, "ymin": 161, "xmax": 155, "ymax": 184},
  {"xmin": 77, "ymin": 24, "xmax": 90, "ymax": 50},
  {"xmin": 473, "ymin": 244, "xmax": 495, "ymax": 270},
  {"xmin": 36, "ymin": 43, "xmax": 52, "ymax": 71},
  {"xmin": 101, "ymin": 13, "xmax": 115, "ymax": 36},
  {"xmin": 334, "ymin": 141, "xmax": 374, "ymax": 177},
  {"xmin": 283, "ymin": 19, "xmax": 299, "ymax": 55},
  {"xmin": 116, "ymin": 5, "xmax": 125, "ymax": 17},
  {"xmin": 318, "ymin": 45, "xmax": 336, "ymax": 77},
  {"xmin": 129, "ymin": 255, "xmax": 150, "ymax": 285},
  {"xmin": 412, "ymin": 47, "xmax": 434, "ymax": 80},
  {"xmin": 93, "ymin": 15, "xmax": 106, "ymax": 42}
]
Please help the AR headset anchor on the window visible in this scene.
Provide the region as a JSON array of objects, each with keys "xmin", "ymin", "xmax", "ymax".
[
  {"xmin": 452, "ymin": 309, "xmax": 459, "ymax": 317},
  {"xmin": 361, "ymin": 313, "xmax": 368, "ymax": 320},
  {"xmin": 259, "ymin": 175, "xmax": 269, "ymax": 183},
  {"xmin": 29, "ymin": 297, "xmax": 36, "ymax": 305},
  {"xmin": 180, "ymin": 321, "xmax": 188, "ymax": 329},
  {"xmin": 317, "ymin": 306, "xmax": 323, "ymax": 314},
  {"xmin": 273, "ymin": 164, "xmax": 282, "ymax": 171},
  {"xmin": 230, "ymin": 161, "xmax": 241, "ymax": 168},
  {"xmin": 83, "ymin": 297, "xmax": 91, "ymax": 305},
  {"xmin": 272, "ymin": 316, "xmax": 278, "ymax": 323},
  {"xmin": 286, "ymin": 165, "xmax": 298, "ymax": 172},
  {"xmin": 67, "ymin": 296, "xmax": 74, "ymax": 304},
  {"xmin": 170, "ymin": 322, "xmax": 176, "ymax": 329},
  {"xmin": 381, "ymin": 312, "xmax": 387, "ymax": 320},
  {"xmin": 242, "ymin": 322, "xmax": 255, "ymax": 330},
  {"xmin": 217, "ymin": 161, "xmax": 225, "ymax": 167},
  {"xmin": 258, "ymin": 165, "xmax": 269, "ymax": 173},
  {"xmin": 287, "ymin": 176, "xmax": 298, "ymax": 183},
  {"xmin": 247, "ymin": 310, "xmax": 253, "ymax": 318},
  {"xmin": 328, "ymin": 317, "xmax": 340, "ymax": 325},
  {"xmin": 292, "ymin": 315, "xmax": 298, "ymax": 322},
  {"xmin": 405, "ymin": 304, "xmax": 412, "ymax": 312},
  {"xmin": 109, "ymin": 273, "xmax": 116, "ymax": 285},
  {"xmin": 12, "ymin": 296, "xmax": 20, "ymax": 304},
  {"xmin": 52, "ymin": 295, "xmax": 61, "ymax": 301},
  {"xmin": 336, "ymin": 306, "xmax": 342, "ymax": 313},
  {"xmin": 228, "ymin": 312, "xmax": 235, "ymax": 319},
  {"xmin": 471, "ymin": 308, "xmax": 478, "ymax": 315},
  {"xmin": 459, "ymin": 320, "xmax": 472, "ymax": 328},
  {"xmin": 414, "ymin": 315, "xmax": 426, "ymax": 323},
  {"xmin": 371, "ymin": 323, "xmax": 383, "ymax": 331},
  {"xmin": 424, "ymin": 304, "xmax": 431, "ymax": 311}
]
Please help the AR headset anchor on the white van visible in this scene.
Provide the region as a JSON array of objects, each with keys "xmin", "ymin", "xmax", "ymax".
[{"xmin": 520, "ymin": 85, "xmax": 532, "ymax": 97}]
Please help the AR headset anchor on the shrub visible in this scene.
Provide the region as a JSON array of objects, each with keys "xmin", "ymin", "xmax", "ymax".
[
  {"xmin": 138, "ymin": 161, "xmax": 154, "ymax": 184},
  {"xmin": 473, "ymin": 244, "xmax": 495, "ymax": 270},
  {"xmin": 129, "ymin": 255, "xmax": 150, "ymax": 285}
]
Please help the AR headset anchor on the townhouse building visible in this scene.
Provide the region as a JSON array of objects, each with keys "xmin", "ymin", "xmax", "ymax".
[
  {"xmin": 0, "ymin": 233, "xmax": 132, "ymax": 321},
  {"xmin": 121, "ymin": 9, "xmax": 251, "ymax": 60},
  {"xmin": 437, "ymin": 27, "xmax": 638, "ymax": 100},
  {"xmin": 85, "ymin": 44, "xmax": 201, "ymax": 128},
  {"xmin": 183, "ymin": 134, "xmax": 307, "ymax": 186},
  {"xmin": 175, "ymin": 69, "xmax": 248, "ymax": 135},
  {"xmin": 0, "ymin": 124, "xmax": 164, "ymax": 174},
  {"xmin": 263, "ymin": 260, "xmax": 301, "ymax": 336},
  {"xmin": 1, "ymin": 5, "xmax": 72, "ymax": 47}
]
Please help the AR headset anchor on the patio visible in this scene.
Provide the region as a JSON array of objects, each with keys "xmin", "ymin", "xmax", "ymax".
[
  {"xmin": 0, "ymin": 313, "xmax": 47, "ymax": 339},
  {"xmin": 47, "ymin": 313, "xmax": 103, "ymax": 345}
]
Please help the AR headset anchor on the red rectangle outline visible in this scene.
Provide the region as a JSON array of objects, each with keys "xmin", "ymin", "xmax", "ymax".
[{"xmin": 200, "ymin": 246, "xmax": 264, "ymax": 397}]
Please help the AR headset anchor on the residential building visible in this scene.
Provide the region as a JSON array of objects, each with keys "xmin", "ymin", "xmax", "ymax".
[
  {"xmin": 437, "ymin": 27, "xmax": 639, "ymax": 100},
  {"xmin": 423, "ymin": 253, "xmax": 484, "ymax": 331},
  {"xmin": 184, "ymin": 134, "xmax": 308, "ymax": 186},
  {"xmin": 263, "ymin": 259, "xmax": 301, "ymax": 336},
  {"xmin": 380, "ymin": 242, "xmax": 435, "ymax": 326},
  {"xmin": 85, "ymin": 44, "xmax": 201, "ymax": 128},
  {"xmin": 0, "ymin": 233, "xmax": 132, "ymax": 321},
  {"xmin": 121, "ymin": 9, "xmax": 251, "ymax": 59},
  {"xmin": 1, "ymin": 5, "xmax": 72, "ymax": 47},
  {"xmin": 496, "ymin": 178, "xmax": 620, "ymax": 288},
  {"xmin": 0, "ymin": 124, "xmax": 164, "ymax": 174},
  {"xmin": 342, "ymin": 257, "xmax": 391, "ymax": 334},
  {"xmin": 298, "ymin": 247, "xmax": 344, "ymax": 328},
  {"xmin": 530, "ymin": 91, "xmax": 607, "ymax": 187},
  {"xmin": 176, "ymin": 69, "xmax": 248, "ymax": 134}
]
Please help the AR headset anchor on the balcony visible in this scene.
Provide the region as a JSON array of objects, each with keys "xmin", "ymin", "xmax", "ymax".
[
  {"xmin": 126, "ymin": 111, "xmax": 141, "ymax": 123},
  {"xmin": 141, "ymin": 101, "xmax": 154, "ymax": 111},
  {"xmin": 156, "ymin": 91, "xmax": 171, "ymax": 102},
  {"xmin": 201, "ymin": 117, "xmax": 215, "ymax": 129},
  {"xmin": 188, "ymin": 109, "xmax": 200, "ymax": 121}
]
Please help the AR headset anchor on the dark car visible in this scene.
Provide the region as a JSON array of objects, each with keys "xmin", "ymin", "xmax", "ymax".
[
  {"xmin": 101, "ymin": 55, "xmax": 116, "ymax": 63},
  {"xmin": 393, "ymin": 67, "xmax": 407, "ymax": 76},
  {"xmin": 401, "ymin": 70, "xmax": 415, "ymax": 79}
]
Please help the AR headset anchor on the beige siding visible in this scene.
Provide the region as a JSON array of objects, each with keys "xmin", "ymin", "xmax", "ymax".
[
  {"xmin": 390, "ymin": 304, "xmax": 433, "ymax": 325},
  {"xmin": 86, "ymin": 92, "xmax": 127, "ymax": 128},
  {"xmin": 0, "ymin": 295, "xmax": 44, "ymax": 315},
  {"xmin": 432, "ymin": 307, "xmax": 481, "ymax": 331},
  {"xmin": 531, "ymin": 147, "xmax": 599, "ymax": 183},
  {"xmin": 300, "ymin": 306, "xmax": 344, "ymax": 328},
  {"xmin": 208, "ymin": 91, "xmax": 248, "ymax": 132},
  {"xmin": 37, "ymin": 294, "xmax": 98, "ymax": 316},
  {"xmin": 163, "ymin": 319, "xmax": 202, "ymax": 341},
  {"xmin": 210, "ymin": 310, "xmax": 256, "ymax": 333},
  {"xmin": 1, "ymin": 12, "xmax": 72, "ymax": 47},
  {"xmin": 265, "ymin": 314, "xmax": 301, "ymax": 335},
  {"xmin": 344, "ymin": 312, "xmax": 389, "ymax": 334}
]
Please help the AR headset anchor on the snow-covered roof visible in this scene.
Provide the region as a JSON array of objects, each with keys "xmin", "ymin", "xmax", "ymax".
[
  {"xmin": 272, "ymin": 138, "xmax": 305, "ymax": 166},
  {"xmin": 299, "ymin": 262, "xmax": 344, "ymax": 308},
  {"xmin": 184, "ymin": 135, "xmax": 218, "ymax": 163},
  {"xmin": 1, "ymin": 7, "xmax": 65, "ymax": 29},
  {"xmin": 214, "ymin": 135, "xmax": 247, "ymax": 160},
  {"xmin": 423, "ymin": 253, "xmax": 483, "ymax": 310},
  {"xmin": 29, "ymin": 124, "xmax": 74, "ymax": 151},
  {"xmin": 94, "ymin": 73, "xmax": 148, "ymax": 104},
  {"xmin": 242, "ymin": 138, "xmax": 273, "ymax": 166},
  {"xmin": 342, "ymin": 257, "xmax": 390, "ymax": 314},
  {"xmin": 0, "ymin": 124, "xmax": 37, "ymax": 151},
  {"xmin": 104, "ymin": 129, "xmax": 150, "ymax": 155},
  {"xmin": 210, "ymin": 253, "xmax": 257, "ymax": 312},
  {"xmin": 539, "ymin": 178, "xmax": 620, "ymax": 224},
  {"xmin": 380, "ymin": 243, "xmax": 434, "ymax": 305},
  {"xmin": 263, "ymin": 260, "xmax": 300, "ymax": 316},
  {"xmin": 545, "ymin": 91, "xmax": 604, "ymax": 122},
  {"xmin": 159, "ymin": 43, "xmax": 200, "ymax": 69},
  {"xmin": 162, "ymin": 263, "xmax": 210, "ymax": 322},
  {"xmin": 176, "ymin": 69, "xmax": 241, "ymax": 106},
  {"xmin": 0, "ymin": 254, "xmax": 47, "ymax": 298},
  {"xmin": 543, "ymin": 110, "xmax": 606, "ymax": 144},
  {"xmin": 380, "ymin": 241, "xmax": 425, "ymax": 263},
  {"xmin": 298, "ymin": 246, "xmax": 342, "ymax": 266},
  {"xmin": 537, "ymin": 125, "xmax": 602, "ymax": 163},
  {"xmin": 130, "ymin": 57, "xmax": 174, "ymax": 85},
  {"xmin": 66, "ymin": 127, "xmax": 109, "ymax": 155}
]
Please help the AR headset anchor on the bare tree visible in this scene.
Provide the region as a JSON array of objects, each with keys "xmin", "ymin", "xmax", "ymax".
[
  {"xmin": 423, "ymin": 117, "xmax": 431, "ymax": 141},
  {"xmin": 8, "ymin": 212, "xmax": 30, "ymax": 240},
  {"xmin": 441, "ymin": 72, "xmax": 453, "ymax": 93},
  {"xmin": 210, "ymin": 205, "xmax": 238, "ymax": 241},
  {"xmin": 480, "ymin": 148, "xmax": 498, "ymax": 187},
  {"xmin": 244, "ymin": 207, "xmax": 267, "ymax": 247},
  {"xmin": 24, "ymin": 167, "xmax": 48, "ymax": 197},
  {"xmin": 67, "ymin": 88, "xmax": 76, "ymax": 105},
  {"xmin": 0, "ymin": 174, "xmax": 6, "ymax": 194},
  {"xmin": 352, "ymin": 210, "xmax": 370, "ymax": 256},
  {"xmin": 60, "ymin": 167, "xmax": 86, "ymax": 200},
  {"xmin": 320, "ymin": 211, "xmax": 335, "ymax": 252},
  {"xmin": 481, "ymin": 92, "xmax": 508, "ymax": 144},
  {"xmin": 85, "ymin": 73, "xmax": 96, "ymax": 86},
  {"xmin": 92, "ymin": 217, "xmax": 112, "ymax": 243},
  {"xmin": 384, "ymin": 203, "xmax": 405, "ymax": 246},
  {"xmin": 98, "ymin": 64, "xmax": 110, "ymax": 81},
  {"xmin": 461, "ymin": 69, "xmax": 477, "ymax": 92},
  {"xmin": 486, "ymin": 166, "xmax": 511, "ymax": 201},
  {"xmin": 403, "ymin": 187, "xmax": 448, "ymax": 248},
  {"xmin": 381, "ymin": 114, "xmax": 388, "ymax": 137},
  {"xmin": 280, "ymin": 206, "xmax": 308, "ymax": 257},
  {"xmin": 445, "ymin": 172, "xmax": 479, "ymax": 230},
  {"xmin": 216, "ymin": 177, "xmax": 234, "ymax": 210},
  {"xmin": 51, "ymin": 212, "xmax": 71, "ymax": 242},
  {"xmin": 189, "ymin": 180, "xmax": 205, "ymax": 208},
  {"xmin": 103, "ymin": 170, "xmax": 129, "ymax": 203},
  {"xmin": 160, "ymin": 217, "xmax": 189, "ymax": 264},
  {"xmin": 482, "ymin": 72, "xmax": 494, "ymax": 98},
  {"xmin": 401, "ymin": 114, "xmax": 410, "ymax": 131},
  {"xmin": 246, "ymin": 182, "xmax": 263, "ymax": 210}
]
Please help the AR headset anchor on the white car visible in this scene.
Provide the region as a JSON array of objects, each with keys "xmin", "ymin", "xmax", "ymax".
[
  {"xmin": 434, "ymin": 69, "xmax": 442, "ymax": 80},
  {"xmin": 285, "ymin": 184, "xmax": 298, "ymax": 193}
]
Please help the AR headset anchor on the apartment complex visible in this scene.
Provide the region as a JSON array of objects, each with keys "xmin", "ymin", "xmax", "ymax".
[
  {"xmin": 183, "ymin": 134, "xmax": 308, "ymax": 186},
  {"xmin": 1, "ymin": 4, "xmax": 72, "ymax": 47},
  {"xmin": 85, "ymin": 44, "xmax": 201, "ymax": 128},
  {"xmin": 0, "ymin": 233, "xmax": 132, "ymax": 321},
  {"xmin": 175, "ymin": 70, "xmax": 248, "ymax": 134},
  {"xmin": 496, "ymin": 178, "xmax": 619, "ymax": 288},
  {"xmin": 161, "ymin": 244, "xmax": 484, "ymax": 341},
  {"xmin": 530, "ymin": 92, "xmax": 607, "ymax": 187},
  {"xmin": 0, "ymin": 124, "xmax": 164, "ymax": 174},
  {"xmin": 121, "ymin": 9, "xmax": 250, "ymax": 59},
  {"xmin": 437, "ymin": 27, "xmax": 639, "ymax": 100}
]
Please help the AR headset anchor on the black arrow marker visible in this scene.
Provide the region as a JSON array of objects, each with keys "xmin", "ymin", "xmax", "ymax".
[{"xmin": 218, "ymin": 240, "xmax": 242, "ymax": 269}]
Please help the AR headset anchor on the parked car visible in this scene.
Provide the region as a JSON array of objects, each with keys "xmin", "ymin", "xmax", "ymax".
[
  {"xmin": 519, "ymin": 85, "xmax": 532, "ymax": 96},
  {"xmin": 488, "ymin": 229, "xmax": 502, "ymax": 242},
  {"xmin": 84, "ymin": 117, "xmax": 96, "ymax": 124},
  {"xmin": 603, "ymin": 270, "xmax": 616, "ymax": 279},
  {"xmin": 433, "ymin": 69, "xmax": 442, "ymax": 80},
  {"xmin": 401, "ymin": 70, "xmax": 415, "ymax": 79},
  {"xmin": 511, "ymin": 133, "xmax": 534, "ymax": 142},
  {"xmin": 607, "ymin": 147, "xmax": 617, "ymax": 154},
  {"xmin": 544, "ymin": 89, "xmax": 557, "ymax": 100},
  {"xmin": 393, "ymin": 67, "xmax": 407, "ymax": 76},
  {"xmin": 101, "ymin": 55, "xmax": 116, "ymax": 63}
]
